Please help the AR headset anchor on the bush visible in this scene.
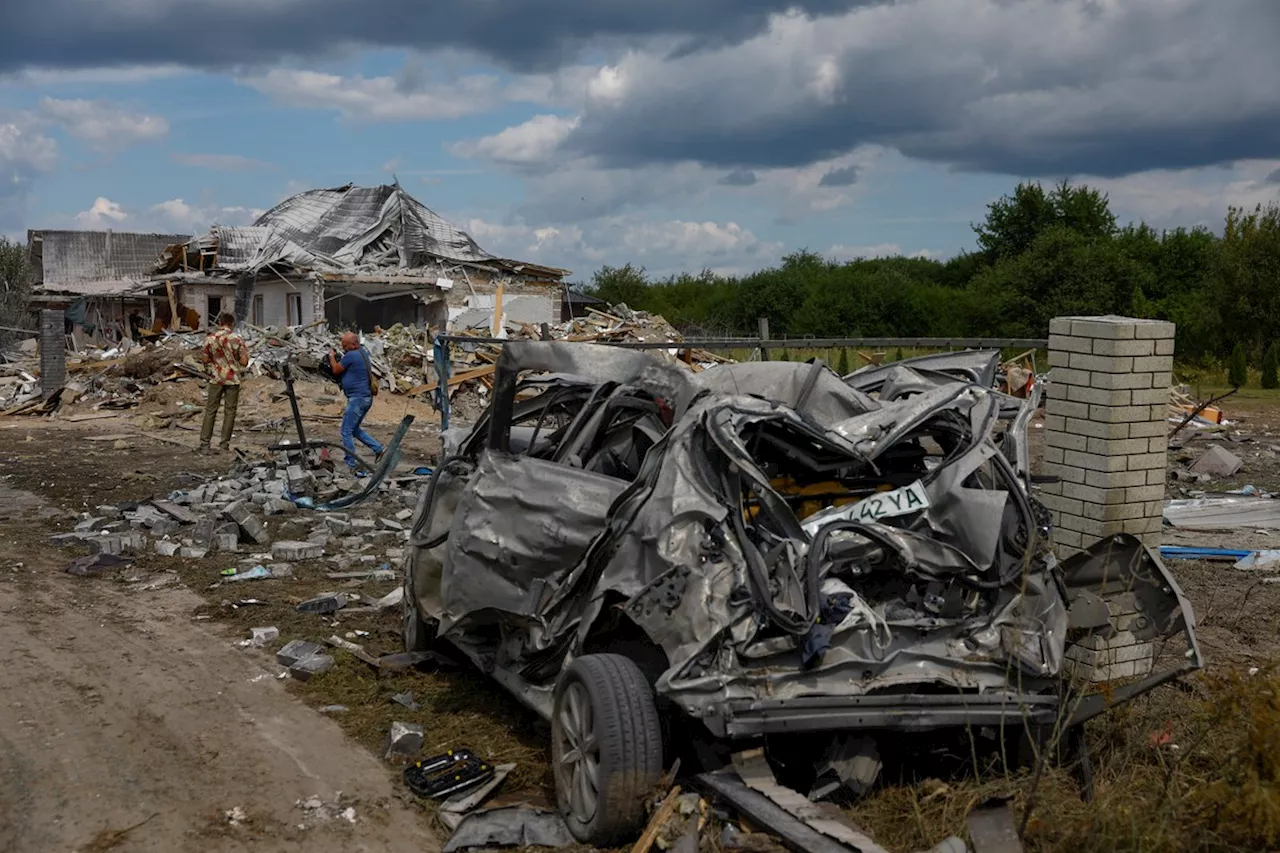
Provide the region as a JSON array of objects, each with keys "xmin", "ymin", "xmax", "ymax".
[
  {"xmin": 1264, "ymin": 344, "xmax": 1279, "ymax": 390},
  {"xmin": 1228, "ymin": 343, "xmax": 1249, "ymax": 387}
]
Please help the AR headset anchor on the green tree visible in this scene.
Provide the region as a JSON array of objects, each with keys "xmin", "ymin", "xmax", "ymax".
[
  {"xmin": 969, "ymin": 225, "xmax": 1153, "ymax": 337},
  {"xmin": 1215, "ymin": 204, "xmax": 1280, "ymax": 359},
  {"xmin": 973, "ymin": 179, "xmax": 1117, "ymax": 261},
  {"xmin": 1263, "ymin": 343, "xmax": 1279, "ymax": 390},
  {"xmin": 0, "ymin": 236, "xmax": 33, "ymax": 350},
  {"xmin": 586, "ymin": 263, "xmax": 650, "ymax": 308},
  {"xmin": 1229, "ymin": 342, "xmax": 1249, "ymax": 387}
]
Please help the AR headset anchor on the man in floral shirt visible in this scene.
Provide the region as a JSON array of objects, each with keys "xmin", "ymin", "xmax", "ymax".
[{"xmin": 199, "ymin": 312, "xmax": 250, "ymax": 453}]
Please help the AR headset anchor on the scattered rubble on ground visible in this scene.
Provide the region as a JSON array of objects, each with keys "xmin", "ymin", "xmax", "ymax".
[{"xmin": 1, "ymin": 302, "xmax": 726, "ymax": 420}]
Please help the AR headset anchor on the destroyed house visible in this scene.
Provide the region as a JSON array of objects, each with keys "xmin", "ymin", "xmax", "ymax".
[
  {"xmin": 27, "ymin": 229, "xmax": 192, "ymax": 344},
  {"xmin": 148, "ymin": 183, "xmax": 571, "ymax": 334}
]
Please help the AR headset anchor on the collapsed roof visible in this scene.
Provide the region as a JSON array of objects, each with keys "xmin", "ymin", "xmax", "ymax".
[
  {"xmin": 28, "ymin": 229, "xmax": 192, "ymax": 297},
  {"xmin": 154, "ymin": 183, "xmax": 569, "ymax": 283}
]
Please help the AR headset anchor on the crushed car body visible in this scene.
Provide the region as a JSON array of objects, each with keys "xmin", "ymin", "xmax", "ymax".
[{"xmin": 404, "ymin": 342, "xmax": 1201, "ymax": 843}]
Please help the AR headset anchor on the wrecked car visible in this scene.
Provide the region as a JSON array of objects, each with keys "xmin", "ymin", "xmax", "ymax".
[{"xmin": 404, "ymin": 342, "xmax": 1201, "ymax": 845}]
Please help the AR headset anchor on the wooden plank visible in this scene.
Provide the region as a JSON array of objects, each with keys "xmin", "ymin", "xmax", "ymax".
[
  {"xmin": 165, "ymin": 281, "xmax": 179, "ymax": 331},
  {"xmin": 491, "ymin": 281, "xmax": 504, "ymax": 337},
  {"xmin": 65, "ymin": 413, "xmax": 123, "ymax": 423},
  {"xmin": 630, "ymin": 786, "xmax": 682, "ymax": 853},
  {"xmin": 405, "ymin": 364, "xmax": 496, "ymax": 396}
]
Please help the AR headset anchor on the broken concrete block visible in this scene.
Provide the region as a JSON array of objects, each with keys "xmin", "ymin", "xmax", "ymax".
[
  {"xmin": 383, "ymin": 721, "xmax": 424, "ymax": 760},
  {"xmin": 276, "ymin": 639, "xmax": 325, "ymax": 667},
  {"xmin": 325, "ymin": 517, "xmax": 352, "ymax": 535},
  {"xmin": 75, "ymin": 517, "xmax": 107, "ymax": 532},
  {"xmin": 340, "ymin": 536, "xmax": 367, "ymax": 551},
  {"xmin": 88, "ymin": 535, "xmax": 123, "ymax": 555},
  {"xmin": 192, "ymin": 516, "xmax": 217, "ymax": 548},
  {"xmin": 287, "ymin": 465, "xmax": 315, "ymax": 497},
  {"xmin": 120, "ymin": 532, "xmax": 147, "ymax": 554},
  {"xmin": 96, "ymin": 505, "xmax": 123, "ymax": 519},
  {"xmin": 1189, "ymin": 446, "xmax": 1243, "ymax": 478},
  {"xmin": 155, "ymin": 540, "xmax": 181, "ymax": 557},
  {"xmin": 394, "ymin": 508, "xmax": 413, "ymax": 522},
  {"xmin": 179, "ymin": 546, "xmax": 210, "ymax": 559},
  {"xmin": 150, "ymin": 518, "xmax": 181, "ymax": 536},
  {"xmin": 377, "ymin": 518, "xmax": 404, "ymax": 531},
  {"xmin": 249, "ymin": 626, "xmax": 279, "ymax": 647},
  {"xmin": 273, "ymin": 540, "xmax": 323, "ymax": 561},
  {"xmin": 101, "ymin": 521, "xmax": 128, "ymax": 533},
  {"xmin": 270, "ymin": 498, "xmax": 297, "ymax": 514},
  {"xmin": 289, "ymin": 654, "xmax": 335, "ymax": 681},
  {"xmin": 351, "ymin": 518, "xmax": 376, "ymax": 533},
  {"xmin": 213, "ymin": 533, "xmax": 239, "ymax": 553}
]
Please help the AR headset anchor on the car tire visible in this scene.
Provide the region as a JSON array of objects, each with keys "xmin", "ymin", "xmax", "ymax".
[
  {"xmin": 402, "ymin": 566, "xmax": 436, "ymax": 652},
  {"xmin": 551, "ymin": 654, "xmax": 664, "ymax": 846}
]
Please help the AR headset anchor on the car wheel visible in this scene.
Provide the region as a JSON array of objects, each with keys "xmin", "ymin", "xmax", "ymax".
[
  {"xmin": 402, "ymin": 567, "xmax": 435, "ymax": 652},
  {"xmin": 552, "ymin": 654, "xmax": 664, "ymax": 846}
]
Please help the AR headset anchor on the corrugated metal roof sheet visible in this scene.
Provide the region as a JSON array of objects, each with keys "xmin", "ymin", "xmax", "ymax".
[
  {"xmin": 34, "ymin": 229, "xmax": 190, "ymax": 296},
  {"xmin": 210, "ymin": 183, "xmax": 495, "ymax": 275}
]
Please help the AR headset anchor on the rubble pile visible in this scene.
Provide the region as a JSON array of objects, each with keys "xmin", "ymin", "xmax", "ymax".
[
  {"xmin": 439, "ymin": 303, "xmax": 733, "ymax": 419},
  {"xmin": 51, "ymin": 450, "xmax": 428, "ymax": 578},
  {"xmin": 2, "ymin": 302, "xmax": 730, "ymax": 421}
]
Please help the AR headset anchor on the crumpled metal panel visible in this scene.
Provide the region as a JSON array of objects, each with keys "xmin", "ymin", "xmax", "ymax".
[
  {"xmin": 180, "ymin": 184, "xmax": 497, "ymax": 277},
  {"xmin": 692, "ymin": 361, "xmax": 879, "ymax": 423},
  {"xmin": 35, "ymin": 229, "xmax": 190, "ymax": 294},
  {"xmin": 439, "ymin": 452, "xmax": 626, "ymax": 634}
]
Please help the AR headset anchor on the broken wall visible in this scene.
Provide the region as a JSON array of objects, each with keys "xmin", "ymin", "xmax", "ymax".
[{"xmin": 177, "ymin": 280, "xmax": 319, "ymax": 328}]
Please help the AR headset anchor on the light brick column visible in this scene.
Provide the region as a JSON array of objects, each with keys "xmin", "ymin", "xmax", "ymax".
[{"xmin": 1041, "ymin": 316, "xmax": 1175, "ymax": 554}]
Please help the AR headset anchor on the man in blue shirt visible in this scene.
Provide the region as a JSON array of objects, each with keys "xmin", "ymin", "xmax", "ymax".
[{"xmin": 327, "ymin": 332, "xmax": 384, "ymax": 474}]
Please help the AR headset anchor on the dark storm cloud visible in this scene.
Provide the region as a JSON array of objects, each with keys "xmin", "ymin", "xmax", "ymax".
[
  {"xmin": 0, "ymin": 0, "xmax": 885, "ymax": 74},
  {"xmin": 557, "ymin": 0, "xmax": 1280, "ymax": 178},
  {"xmin": 818, "ymin": 165, "xmax": 858, "ymax": 187}
]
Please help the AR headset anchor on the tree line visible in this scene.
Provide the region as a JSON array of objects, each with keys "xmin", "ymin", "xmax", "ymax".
[{"xmin": 582, "ymin": 180, "xmax": 1280, "ymax": 377}]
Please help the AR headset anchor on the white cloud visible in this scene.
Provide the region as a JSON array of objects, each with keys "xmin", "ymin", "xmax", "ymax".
[
  {"xmin": 1091, "ymin": 159, "xmax": 1280, "ymax": 230},
  {"xmin": 0, "ymin": 118, "xmax": 57, "ymax": 228},
  {"xmin": 171, "ymin": 153, "xmax": 272, "ymax": 172},
  {"xmin": 241, "ymin": 68, "xmax": 504, "ymax": 121},
  {"xmin": 75, "ymin": 197, "xmax": 128, "ymax": 227},
  {"xmin": 39, "ymin": 97, "xmax": 168, "ymax": 148},
  {"xmin": 452, "ymin": 114, "xmax": 581, "ymax": 166},
  {"xmin": 0, "ymin": 121, "xmax": 58, "ymax": 174},
  {"xmin": 68, "ymin": 196, "xmax": 259, "ymax": 233},
  {"xmin": 464, "ymin": 214, "xmax": 782, "ymax": 278},
  {"xmin": 826, "ymin": 243, "xmax": 940, "ymax": 262}
]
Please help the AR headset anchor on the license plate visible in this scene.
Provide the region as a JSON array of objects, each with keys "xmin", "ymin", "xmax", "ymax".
[{"xmin": 853, "ymin": 480, "xmax": 930, "ymax": 522}]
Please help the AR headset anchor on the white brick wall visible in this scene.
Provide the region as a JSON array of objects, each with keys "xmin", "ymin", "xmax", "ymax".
[{"xmin": 1043, "ymin": 316, "xmax": 1174, "ymax": 555}]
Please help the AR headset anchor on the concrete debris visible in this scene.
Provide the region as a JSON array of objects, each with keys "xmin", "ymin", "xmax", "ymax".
[
  {"xmin": 50, "ymin": 449, "xmax": 423, "ymax": 574},
  {"xmin": 1189, "ymin": 445, "xmax": 1244, "ymax": 478},
  {"xmin": 247, "ymin": 626, "xmax": 280, "ymax": 647},
  {"xmin": 272, "ymin": 540, "xmax": 323, "ymax": 561},
  {"xmin": 289, "ymin": 653, "xmax": 335, "ymax": 681},
  {"xmin": 383, "ymin": 722, "xmax": 425, "ymax": 760},
  {"xmin": 276, "ymin": 639, "xmax": 326, "ymax": 667}
]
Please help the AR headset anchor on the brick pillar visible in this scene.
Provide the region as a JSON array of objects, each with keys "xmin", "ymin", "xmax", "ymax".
[
  {"xmin": 1042, "ymin": 315, "xmax": 1175, "ymax": 554},
  {"xmin": 39, "ymin": 308, "xmax": 66, "ymax": 399}
]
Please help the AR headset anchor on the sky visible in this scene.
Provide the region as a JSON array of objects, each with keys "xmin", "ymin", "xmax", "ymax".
[{"xmin": 1, "ymin": 0, "xmax": 1278, "ymax": 281}]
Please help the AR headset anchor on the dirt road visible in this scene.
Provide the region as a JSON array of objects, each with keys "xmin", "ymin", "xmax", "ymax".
[{"xmin": 0, "ymin": 483, "xmax": 436, "ymax": 853}]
